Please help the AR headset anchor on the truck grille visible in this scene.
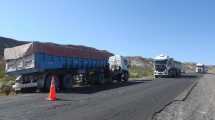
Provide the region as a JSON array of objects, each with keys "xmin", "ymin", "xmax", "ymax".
[{"xmin": 155, "ymin": 65, "xmax": 166, "ymax": 72}]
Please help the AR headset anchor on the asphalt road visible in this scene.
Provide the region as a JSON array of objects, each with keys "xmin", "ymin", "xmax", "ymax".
[{"xmin": 0, "ymin": 75, "xmax": 199, "ymax": 120}]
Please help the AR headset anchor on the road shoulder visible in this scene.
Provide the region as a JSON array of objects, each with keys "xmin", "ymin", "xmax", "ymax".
[{"xmin": 152, "ymin": 74, "xmax": 215, "ymax": 120}]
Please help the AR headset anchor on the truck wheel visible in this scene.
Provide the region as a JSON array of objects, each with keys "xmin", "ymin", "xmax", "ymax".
[
  {"xmin": 63, "ymin": 74, "xmax": 73, "ymax": 90},
  {"xmin": 44, "ymin": 75, "xmax": 60, "ymax": 92},
  {"xmin": 88, "ymin": 75, "xmax": 97, "ymax": 85},
  {"xmin": 37, "ymin": 74, "xmax": 46, "ymax": 92},
  {"xmin": 169, "ymin": 69, "xmax": 176, "ymax": 78},
  {"xmin": 100, "ymin": 74, "xmax": 106, "ymax": 84},
  {"xmin": 178, "ymin": 72, "xmax": 181, "ymax": 77},
  {"xmin": 122, "ymin": 72, "xmax": 129, "ymax": 82},
  {"xmin": 174, "ymin": 70, "xmax": 177, "ymax": 78},
  {"xmin": 177, "ymin": 70, "xmax": 181, "ymax": 77},
  {"xmin": 117, "ymin": 74, "xmax": 122, "ymax": 82},
  {"xmin": 99, "ymin": 79, "xmax": 106, "ymax": 85}
]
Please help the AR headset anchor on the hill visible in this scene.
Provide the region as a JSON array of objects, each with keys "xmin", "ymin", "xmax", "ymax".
[
  {"xmin": 208, "ymin": 65, "xmax": 215, "ymax": 74},
  {"xmin": 0, "ymin": 37, "xmax": 28, "ymax": 59},
  {"xmin": 183, "ymin": 62, "xmax": 196, "ymax": 73},
  {"xmin": 127, "ymin": 56, "xmax": 154, "ymax": 78}
]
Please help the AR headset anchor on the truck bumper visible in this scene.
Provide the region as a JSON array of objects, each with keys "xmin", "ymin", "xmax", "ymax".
[
  {"xmin": 13, "ymin": 83, "xmax": 38, "ymax": 91},
  {"xmin": 154, "ymin": 71, "xmax": 168, "ymax": 78}
]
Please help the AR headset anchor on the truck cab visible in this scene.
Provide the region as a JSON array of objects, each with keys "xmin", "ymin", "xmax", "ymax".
[
  {"xmin": 196, "ymin": 63, "xmax": 207, "ymax": 73},
  {"xmin": 154, "ymin": 55, "xmax": 169, "ymax": 77},
  {"xmin": 154, "ymin": 54, "xmax": 182, "ymax": 78},
  {"xmin": 108, "ymin": 55, "xmax": 129, "ymax": 81}
]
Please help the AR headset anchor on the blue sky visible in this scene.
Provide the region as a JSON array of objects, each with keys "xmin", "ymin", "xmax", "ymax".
[{"xmin": 0, "ymin": 0, "xmax": 214, "ymax": 64}]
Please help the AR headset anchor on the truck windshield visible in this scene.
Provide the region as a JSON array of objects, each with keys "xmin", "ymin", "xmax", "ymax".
[{"xmin": 155, "ymin": 60, "xmax": 167, "ymax": 65}]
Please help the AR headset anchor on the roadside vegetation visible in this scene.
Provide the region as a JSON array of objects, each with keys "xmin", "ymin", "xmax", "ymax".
[
  {"xmin": 208, "ymin": 66, "xmax": 215, "ymax": 74},
  {"xmin": 0, "ymin": 65, "xmax": 15, "ymax": 95},
  {"xmin": 129, "ymin": 65, "xmax": 153, "ymax": 78}
]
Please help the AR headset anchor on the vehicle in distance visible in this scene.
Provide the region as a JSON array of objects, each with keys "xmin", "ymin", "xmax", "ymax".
[
  {"xmin": 4, "ymin": 42, "xmax": 129, "ymax": 92},
  {"xmin": 196, "ymin": 63, "xmax": 207, "ymax": 73},
  {"xmin": 154, "ymin": 54, "xmax": 182, "ymax": 78}
]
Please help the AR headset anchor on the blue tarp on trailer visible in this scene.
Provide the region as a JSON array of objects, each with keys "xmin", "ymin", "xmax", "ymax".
[{"xmin": 35, "ymin": 53, "xmax": 108, "ymax": 70}]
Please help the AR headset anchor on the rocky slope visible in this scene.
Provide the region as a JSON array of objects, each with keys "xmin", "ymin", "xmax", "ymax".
[
  {"xmin": 0, "ymin": 37, "xmax": 28, "ymax": 59},
  {"xmin": 127, "ymin": 56, "xmax": 153, "ymax": 68},
  {"xmin": 183, "ymin": 62, "xmax": 196, "ymax": 73},
  {"xmin": 127, "ymin": 56, "xmax": 154, "ymax": 78}
]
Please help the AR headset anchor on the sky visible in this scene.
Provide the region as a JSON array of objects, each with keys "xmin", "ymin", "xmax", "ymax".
[{"xmin": 0, "ymin": 0, "xmax": 214, "ymax": 64}]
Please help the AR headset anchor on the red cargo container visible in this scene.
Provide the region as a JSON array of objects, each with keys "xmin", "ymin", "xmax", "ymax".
[{"xmin": 4, "ymin": 42, "xmax": 113, "ymax": 61}]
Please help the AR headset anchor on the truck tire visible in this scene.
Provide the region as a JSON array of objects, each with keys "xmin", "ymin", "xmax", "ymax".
[
  {"xmin": 44, "ymin": 75, "xmax": 60, "ymax": 92},
  {"xmin": 169, "ymin": 69, "xmax": 176, "ymax": 78},
  {"xmin": 172, "ymin": 71, "xmax": 176, "ymax": 78},
  {"xmin": 37, "ymin": 74, "xmax": 46, "ymax": 92},
  {"xmin": 122, "ymin": 72, "xmax": 129, "ymax": 82},
  {"xmin": 177, "ymin": 70, "xmax": 181, "ymax": 77},
  {"xmin": 99, "ymin": 74, "xmax": 106, "ymax": 85},
  {"xmin": 117, "ymin": 74, "xmax": 122, "ymax": 82},
  {"xmin": 62, "ymin": 74, "xmax": 73, "ymax": 90},
  {"xmin": 88, "ymin": 75, "xmax": 97, "ymax": 85}
]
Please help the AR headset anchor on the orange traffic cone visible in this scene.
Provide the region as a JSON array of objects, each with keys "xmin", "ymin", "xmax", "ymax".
[{"xmin": 47, "ymin": 76, "xmax": 57, "ymax": 101}]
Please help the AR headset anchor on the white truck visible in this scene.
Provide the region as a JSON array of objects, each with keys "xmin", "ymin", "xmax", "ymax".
[
  {"xmin": 4, "ymin": 42, "xmax": 129, "ymax": 92},
  {"xmin": 154, "ymin": 54, "xmax": 182, "ymax": 78},
  {"xmin": 196, "ymin": 63, "xmax": 207, "ymax": 73},
  {"xmin": 109, "ymin": 55, "xmax": 129, "ymax": 82}
]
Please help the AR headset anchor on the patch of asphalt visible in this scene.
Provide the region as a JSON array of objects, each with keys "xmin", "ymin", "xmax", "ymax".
[
  {"xmin": 0, "ymin": 75, "xmax": 197, "ymax": 120},
  {"xmin": 152, "ymin": 77, "xmax": 199, "ymax": 120}
]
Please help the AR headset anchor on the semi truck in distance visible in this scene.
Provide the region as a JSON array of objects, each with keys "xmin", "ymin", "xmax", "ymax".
[
  {"xmin": 153, "ymin": 54, "xmax": 182, "ymax": 78},
  {"xmin": 196, "ymin": 63, "xmax": 207, "ymax": 73},
  {"xmin": 4, "ymin": 42, "xmax": 129, "ymax": 92}
]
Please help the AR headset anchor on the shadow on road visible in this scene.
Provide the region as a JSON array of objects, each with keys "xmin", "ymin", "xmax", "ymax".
[
  {"xmin": 61, "ymin": 80, "xmax": 150, "ymax": 94},
  {"xmin": 180, "ymin": 75, "xmax": 199, "ymax": 79},
  {"xmin": 19, "ymin": 79, "xmax": 152, "ymax": 94},
  {"xmin": 207, "ymin": 73, "xmax": 215, "ymax": 75},
  {"xmin": 182, "ymin": 73, "xmax": 205, "ymax": 79}
]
